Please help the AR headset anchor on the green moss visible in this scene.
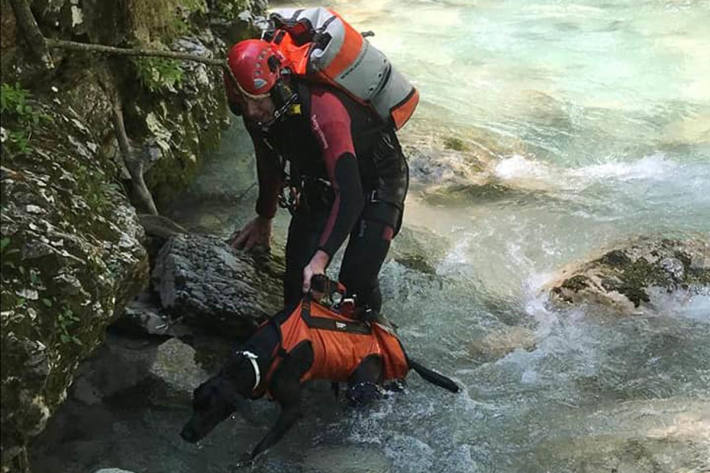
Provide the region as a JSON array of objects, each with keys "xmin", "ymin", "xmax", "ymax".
[
  {"xmin": 598, "ymin": 254, "xmax": 675, "ymax": 307},
  {"xmin": 600, "ymin": 250, "xmax": 631, "ymax": 268},
  {"xmin": 395, "ymin": 254, "xmax": 437, "ymax": 275},
  {"xmin": 562, "ymin": 274, "xmax": 589, "ymax": 291},
  {"xmin": 443, "ymin": 136, "xmax": 469, "ymax": 152},
  {"xmin": 129, "ymin": 0, "xmax": 207, "ymax": 41}
]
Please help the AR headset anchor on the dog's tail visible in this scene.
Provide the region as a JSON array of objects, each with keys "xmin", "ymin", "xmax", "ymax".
[{"xmin": 409, "ymin": 359, "xmax": 460, "ymax": 393}]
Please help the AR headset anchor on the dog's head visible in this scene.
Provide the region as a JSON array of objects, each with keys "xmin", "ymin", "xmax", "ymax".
[
  {"xmin": 180, "ymin": 375, "xmax": 240, "ymax": 443},
  {"xmin": 181, "ymin": 354, "xmax": 259, "ymax": 443}
]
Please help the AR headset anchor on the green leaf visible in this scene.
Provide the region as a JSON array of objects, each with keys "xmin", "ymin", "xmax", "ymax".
[
  {"xmin": 41, "ymin": 298, "xmax": 53, "ymax": 307},
  {"xmin": 0, "ymin": 237, "xmax": 10, "ymax": 252}
]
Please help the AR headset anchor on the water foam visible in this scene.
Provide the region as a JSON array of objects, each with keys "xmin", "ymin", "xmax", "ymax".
[
  {"xmin": 494, "ymin": 154, "xmax": 552, "ymax": 181},
  {"xmin": 493, "ymin": 153, "xmax": 679, "ymax": 188},
  {"xmin": 571, "ymin": 153, "xmax": 677, "ymax": 182}
]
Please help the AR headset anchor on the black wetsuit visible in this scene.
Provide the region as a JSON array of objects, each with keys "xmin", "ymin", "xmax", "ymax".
[{"xmin": 229, "ymin": 80, "xmax": 409, "ymax": 313}]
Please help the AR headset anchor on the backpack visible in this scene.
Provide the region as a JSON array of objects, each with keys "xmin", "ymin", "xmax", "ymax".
[{"xmin": 263, "ymin": 7, "xmax": 419, "ymax": 130}]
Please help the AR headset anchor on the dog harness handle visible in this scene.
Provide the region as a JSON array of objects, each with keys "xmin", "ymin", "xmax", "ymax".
[{"xmin": 237, "ymin": 350, "xmax": 261, "ymax": 391}]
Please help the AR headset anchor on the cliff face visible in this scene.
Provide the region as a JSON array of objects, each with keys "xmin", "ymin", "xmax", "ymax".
[{"xmin": 0, "ymin": 1, "xmax": 263, "ymax": 471}]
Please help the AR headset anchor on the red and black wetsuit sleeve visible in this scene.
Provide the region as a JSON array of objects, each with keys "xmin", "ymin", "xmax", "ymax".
[
  {"xmin": 244, "ymin": 122, "xmax": 282, "ymax": 219},
  {"xmin": 310, "ymin": 89, "xmax": 365, "ymax": 257}
]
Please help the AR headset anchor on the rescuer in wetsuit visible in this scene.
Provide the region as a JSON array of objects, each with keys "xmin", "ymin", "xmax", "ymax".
[{"xmin": 226, "ymin": 39, "xmax": 409, "ymax": 315}]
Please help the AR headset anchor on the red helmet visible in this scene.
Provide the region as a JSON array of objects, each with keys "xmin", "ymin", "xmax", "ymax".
[{"xmin": 227, "ymin": 39, "xmax": 287, "ymax": 98}]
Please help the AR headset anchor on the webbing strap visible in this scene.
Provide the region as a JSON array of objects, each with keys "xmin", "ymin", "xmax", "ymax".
[{"xmin": 302, "ymin": 298, "xmax": 371, "ymax": 335}]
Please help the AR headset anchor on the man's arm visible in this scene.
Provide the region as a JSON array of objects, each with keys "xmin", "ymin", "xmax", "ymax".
[
  {"xmin": 246, "ymin": 121, "xmax": 282, "ymax": 220},
  {"xmin": 230, "ymin": 120, "xmax": 281, "ymax": 251},
  {"xmin": 302, "ymin": 89, "xmax": 365, "ymax": 290}
]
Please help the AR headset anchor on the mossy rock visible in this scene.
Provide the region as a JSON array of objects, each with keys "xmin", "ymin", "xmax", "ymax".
[
  {"xmin": 546, "ymin": 236, "xmax": 710, "ymax": 313},
  {"xmin": 1, "ymin": 100, "xmax": 149, "ymax": 473},
  {"xmin": 443, "ymin": 136, "xmax": 470, "ymax": 152}
]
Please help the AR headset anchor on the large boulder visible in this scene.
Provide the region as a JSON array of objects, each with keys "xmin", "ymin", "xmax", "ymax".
[
  {"xmin": 1, "ymin": 100, "xmax": 149, "ymax": 472},
  {"xmin": 546, "ymin": 237, "xmax": 710, "ymax": 313},
  {"xmin": 152, "ymin": 234, "xmax": 284, "ymax": 334}
]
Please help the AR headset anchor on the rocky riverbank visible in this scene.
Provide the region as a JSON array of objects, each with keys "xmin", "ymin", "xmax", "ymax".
[{"xmin": 0, "ymin": 1, "xmax": 264, "ymax": 471}]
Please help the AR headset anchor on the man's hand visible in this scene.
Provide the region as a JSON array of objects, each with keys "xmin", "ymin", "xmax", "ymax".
[
  {"xmin": 302, "ymin": 250, "xmax": 330, "ymax": 295},
  {"xmin": 230, "ymin": 216, "xmax": 272, "ymax": 251}
]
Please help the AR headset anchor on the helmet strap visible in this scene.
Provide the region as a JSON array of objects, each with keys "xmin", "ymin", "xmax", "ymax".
[{"xmin": 259, "ymin": 76, "xmax": 298, "ymax": 131}]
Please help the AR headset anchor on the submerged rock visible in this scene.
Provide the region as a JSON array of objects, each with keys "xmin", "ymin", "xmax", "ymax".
[
  {"xmin": 68, "ymin": 334, "xmax": 207, "ymax": 408},
  {"xmin": 152, "ymin": 234, "xmax": 283, "ymax": 334},
  {"xmin": 301, "ymin": 445, "xmax": 392, "ymax": 473},
  {"xmin": 530, "ymin": 398, "xmax": 710, "ymax": 473},
  {"xmin": 148, "ymin": 338, "xmax": 208, "ymax": 406},
  {"xmin": 389, "ymin": 225, "xmax": 450, "ymax": 275},
  {"xmin": 546, "ymin": 237, "xmax": 710, "ymax": 313},
  {"xmin": 468, "ymin": 326, "xmax": 537, "ymax": 363}
]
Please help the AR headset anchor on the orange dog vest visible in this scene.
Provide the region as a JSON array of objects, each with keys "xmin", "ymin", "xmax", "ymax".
[{"xmin": 267, "ymin": 299, "xmax": 409, "ymax": 385}]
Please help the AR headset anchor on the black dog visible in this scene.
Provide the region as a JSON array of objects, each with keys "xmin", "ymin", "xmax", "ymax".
[{"xmin": 181, "ymin": 285, "xmax": 459, "ymax": 464}]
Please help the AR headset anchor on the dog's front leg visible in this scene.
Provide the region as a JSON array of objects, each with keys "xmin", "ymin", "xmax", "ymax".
[
  {"xmin": 248, "ymin": 344, "xmax": 312, "ymax": 461},
  {"xmin": 249, "ymin": 396, "xmax": 301, "ymax": 461}
]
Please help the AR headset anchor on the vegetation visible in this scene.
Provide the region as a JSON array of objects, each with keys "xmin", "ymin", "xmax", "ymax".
[
  {"xmin": 132, "ymin": 55, "xmax": 185, "ymax": 92},
  {"xmin": 0, "ymin": 82, "xmax": 51, "ymax": 155}
]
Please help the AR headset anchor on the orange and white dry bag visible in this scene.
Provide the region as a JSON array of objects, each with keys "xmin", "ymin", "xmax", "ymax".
[{"xmin": 264, "ymin": 7, "xmax": 419, "ymax": 130}]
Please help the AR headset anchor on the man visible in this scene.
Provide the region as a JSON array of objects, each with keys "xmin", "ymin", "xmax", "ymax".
[{"xmin": 226, "ymin": 39, "xmax": 409, "ymax": 316}]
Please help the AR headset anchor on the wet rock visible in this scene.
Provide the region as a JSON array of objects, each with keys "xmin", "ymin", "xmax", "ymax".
[
  {"xmin": 301, "ymin": 445, "xmax": 392, "ymax": 473},
  {"xmin": 148, "ymin": 338, "xmax": 208, "ymax": 406},
  {"xmin": 152, "ymin": 234, "xmax": 283, "ymax": 334},
  {"xmin": 468, "ymin": 326, "xmax": 537, "ymax": 362},
  {"xmin": 389, "ymin": 225, "xmax": 450, "ymax": 275},
  {"xmin": 69, "ymin": 334, "xmax": 158, "ymax": 406},
  {"xmin": 94, "ymin": 469, "xmax": 137, "ymax": 473},
  {"xmin": 68, "ymin": 334, "xmax": 207, "ymax": 408},
  {"xmin": 137, "ymin": 214, "xmax": 188, "ymax": 262},
  {"xmin": 113, "ymin": 293, "xmax": 191, "ymax": 338},
  {"xmin": 546, "ymin": 237, "xmax": 710, "ymax": 313}
]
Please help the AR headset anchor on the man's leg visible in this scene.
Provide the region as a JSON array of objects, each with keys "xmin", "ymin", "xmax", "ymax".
[{"xmin": 338, "ymin": 218, "xmax": 394, "ymax": 314}]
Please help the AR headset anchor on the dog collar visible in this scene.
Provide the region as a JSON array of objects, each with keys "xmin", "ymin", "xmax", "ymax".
[{"xmin": 237, "ymin": 350, "xmax": 261, "ymax": 391}]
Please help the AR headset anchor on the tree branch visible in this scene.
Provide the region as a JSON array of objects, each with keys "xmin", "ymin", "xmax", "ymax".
[
  {"xmin": 46, "ymin": 39, "xmax": 240, "ymax": 90},
  {"xmin": 109, "ymin": 94, "xmax": 159, "ymax": 216},
  {"xmin": 9, "ymin": 0, "xmax": 54, "ymax": 69}
]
